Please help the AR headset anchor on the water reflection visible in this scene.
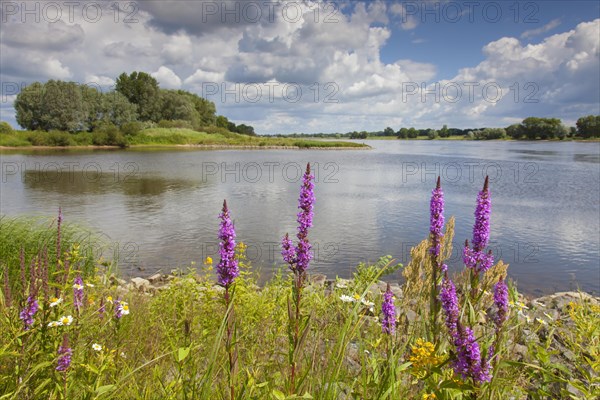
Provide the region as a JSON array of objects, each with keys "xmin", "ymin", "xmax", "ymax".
[
  {"xmin": 23, "ymin": 170, "xmax": 200, "ymax": 196},
  {"xmin": 2, "ymin": 141, "xmax": 599, "ymax": 295}
]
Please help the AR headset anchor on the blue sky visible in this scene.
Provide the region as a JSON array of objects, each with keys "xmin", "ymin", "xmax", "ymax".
[
  {"xmin": 382, "ymin": 1, "xmax": 600, "ymax": 79},
  {"xmin": 1, "ymin": 1, "xmax": 599, "ymax": 134}
]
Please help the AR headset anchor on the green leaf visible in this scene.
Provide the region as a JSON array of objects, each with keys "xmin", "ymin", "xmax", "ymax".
[
  {"xmin": 95, "ymin": 384, "xmax": 116, "ymax": 395},
  {"xmin": 272, "ymin": 389, "xmax": 286, "ymax": 400},
  {"xmin": 300, "ymin": 392, "xmax": 313, "ymax": 399},
  {"xmin": 177, "ymin": 346, "xmax": 190, "ymax": 362}
]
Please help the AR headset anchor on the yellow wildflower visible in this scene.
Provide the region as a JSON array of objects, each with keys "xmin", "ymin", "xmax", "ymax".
[
  {"xmin": 205, "ymin": 257, "xmax": 213, "ymax": 265},
  {"xmin": 409, "ymin": 339, "xmax": 443, "ymax": 378},
  {"xmin": 423, "ymin": 394, "xmax": 437, "ymax": 400}
]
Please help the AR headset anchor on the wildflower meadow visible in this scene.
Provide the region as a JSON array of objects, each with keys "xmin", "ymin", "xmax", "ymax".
[{"xmin": 0, "ymin": 163, "xmax": 598, "ymax": 399}]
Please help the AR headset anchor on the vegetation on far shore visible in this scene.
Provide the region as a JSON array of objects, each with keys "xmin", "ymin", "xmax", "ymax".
[
  {"xmin": 0, "ymin": 125, "xmax": 367, "ymax": 150},
  {"xmin": 279, "ymin": 115, "xmax": 600, "ymax": 141}
]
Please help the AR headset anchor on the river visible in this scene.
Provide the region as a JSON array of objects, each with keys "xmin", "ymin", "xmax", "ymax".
[{"xmin": 1, "ymin": 140, "xmax": 598, "ymax": 296}]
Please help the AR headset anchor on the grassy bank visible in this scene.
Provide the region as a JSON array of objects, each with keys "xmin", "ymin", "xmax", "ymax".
[
  {"xmin": 1, "ymin": 212, "xmax": 598, "ymax": 399},
  {"xmin": 0, "ymin": 128, "xmax": 368, "ymax": 150}
]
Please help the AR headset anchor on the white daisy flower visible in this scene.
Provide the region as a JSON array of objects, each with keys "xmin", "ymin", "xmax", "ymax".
[
  {"xmin": 59, "ymin": 315, "xmax": 74, "ymax": 326},
  {"xmin": 339, "ymin": 294, "xmax": 355, "ymax": 303},
  {"xmin": 360, "ymin": 299, "xmax": 375, "ymax": 307},
  {"xmin": 48, "ymin": 320, "xmax": 61, "ymax": 327},
  {"xmin": 92, "ymin": 343, "xmax": 102, "ymax": 352},
  {"xmin": 49, "ymin": 297, "xmax": 63, "ymax": 307}
]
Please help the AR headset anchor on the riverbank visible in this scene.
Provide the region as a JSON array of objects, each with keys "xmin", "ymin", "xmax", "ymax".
[{"xmin": 0, "ymin": 127, "xmax": 370, "ymax": 150}]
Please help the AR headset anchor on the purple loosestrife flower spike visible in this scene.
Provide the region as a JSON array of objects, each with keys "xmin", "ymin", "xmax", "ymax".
[
  {"xmin": 56, "ymin": 334, "xmax": 72, "ymax": 372},
  {"xmin": 295, "ymin": 164, "xmax": 315, "ymax": 274},
  {"xmin": 281, "ymin": 163, "xmax": 315, "ymax": 274},
  {"xmin": 217, "ymin": 200, "xmax": 239, "ymax": 287},
  {"xmin": 439, "ymin": 274, "xmax": 459, "ymax": 337},
  {"xmin": 493, "ymin": 277, "xmax": 509, "ymax": 330},
  {"xmin": 429, "ymin": 176, "xmax": 445, "ymax": 259},
  {"xmin": 19, "ymin": 295, "xmax": 39, "ymax": 330},
  {"xmin": 454, "ymin": 325, "xmax": 491, "ymax": 383},
  {"xmin": 73, "ymin": 276, "xmax": 84, "ymax": 310},
  {"xmin": 381, "ymin": 284, "xmax": 396, "ymax": 335},
  {"xmin": 281, "ymin": 233, "xmax": 296, "ymax": 265},
  {"xmin": 472, "ymin": 176, "xmax": 491, "ymax": 252}
]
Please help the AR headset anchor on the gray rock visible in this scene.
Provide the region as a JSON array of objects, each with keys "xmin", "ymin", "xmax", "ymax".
[
  {"xmin": 389, "ymin": 284, "xmax": 403, "ymax": 299},
  {"xmin": 566, "ymin": 383, "xmax": 585, "ymax": 398},
  {"xmin": 147, "ymin": 273, "xmax": 162, "ymax": 284},
  {"xmin": 130, "ymin": 277, "xmax": 151, "ymax": 292},
  {"xmin": 404, "ymin": 309, "xmax": 417, "ymax": 323},
  {"xmin": 212, "ymin": 285, "xmax": 225, "ymax": 294},
  {"xmin": 309, "ymin": 273, "xmax": 327, "ymax": 287}
]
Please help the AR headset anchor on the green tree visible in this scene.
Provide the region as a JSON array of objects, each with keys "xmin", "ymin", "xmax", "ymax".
[
  {"xmin": 439, "ymin": 124, "xmax": 449, "ymax": 138},
  {"xmin": 216, "ymin": 115, "xmax": 229, "ymax": 129},
  {"xmin": 39, "ymin": 80, "xmax": 86, "ymax": 132},
  {"xmin": 397, "ymin": 127, "xmax": 408, "ymax": 139},
  {"xmin": 383, "ymin": 126, "xmax": 395, "ymax": 136},
  {"xmin": 407, "ymin": 127, "xmax": 418, "ymax": 138},
  {"xmin": 80, "ymin": 85, "xmax": 102, "ymax": 131},
  {"xmin": 180, "ymin": 90, "xmax": 216, "ymax": 126},
  {"xmin": 99, "ymin": 91, "xmax": 137, "ymax": 128},
  {"xmin": 159, "ymin": 90, "xmax": 198, "ymax": 125},
  {"xmin": 235, "ymin": 123, "xmax": 256, "ymax": 136},
  {"xmin": 576, "ymin": 115, "xmax": 600, "ymax": 138},
  {"xmin": 521, "ymin": 117, "xmax": 564, "ymax": 140},
  {"xmin": 506, "ymin": 124, "xmax": 523, "ymax": 139},
  {"xmin": 115, "ymin": 72, "xmax": 161, "ymax": 122},
  {"xmin": 15, "ymin": 82, "xmax": 46, "ymax": 130}
]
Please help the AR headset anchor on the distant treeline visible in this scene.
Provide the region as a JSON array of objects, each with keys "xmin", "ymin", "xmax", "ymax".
[
  {"xmin": 12, "ymin": 71, "xmax": 255, "ymax": 136},
  {"xmin": 279, "ymin": 116, "xmax": 600, "ymax": 140}
]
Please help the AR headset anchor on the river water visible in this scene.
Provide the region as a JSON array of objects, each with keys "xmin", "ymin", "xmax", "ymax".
[{"xmin": 1, "ymin": 140, "xmax": 598, "ymax": 296}]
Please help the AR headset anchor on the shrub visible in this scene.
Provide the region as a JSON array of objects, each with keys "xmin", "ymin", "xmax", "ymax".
[
  {"xmin": 27, "ymin": 131, "xmax": 49, "ymax": 146},
  {"xmin": 120, "ymin": 121, "xmax": 143, "ymax": 136},
  {"xmin": 0, "ymin": 121, "xmax": 13, "ymax": 134},
  {"xmin": 93, "ymin": 124, "xmax": 128, "ymax": 148},
  {"xmin": 47, "ymin": 130, "xmax": 72, "ymax": 146}
]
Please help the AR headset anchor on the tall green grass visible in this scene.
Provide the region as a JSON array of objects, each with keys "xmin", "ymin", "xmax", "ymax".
[{"xmin": 0, "ymin": 215, "xmax": 107, "ymax": 288}]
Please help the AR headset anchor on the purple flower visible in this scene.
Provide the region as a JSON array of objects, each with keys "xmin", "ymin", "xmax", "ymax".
[
  {"xmin": 472, "ymin": 176, "xmax": 491, "ymax": 252},
  {"xmin": 493, "ymin": 277, "xmax": 509, "ymax": 330},
  {"xmin": 281, "ymin": 163, "xmax": 315, "ymax": 275},
  {"xmin": 19, "ymin": 295, "xmax": 39, "ymax": 330},
  {"xmin": 281, "ymin": 233, "xmax": 296, "ymax": 265},
  {"xmin": 429, "ymin": 176, "xmax": 445, "ymax": 259},
  {"xmin": 381, "ymin": 284, "xmax": 396, "ymax": 335},
  {"xmin": 464, "ymin": 178, "xmax": 495, "ymax": 273},
  {"xmin": 73, "ymin": 276, "xmax": 84, "ymax": 310},
  {"xmin": 217, "ymin": 200, "xmax": 239, "ymax": 287},
  {"xmin": 454, "ymin": 325, "xmax": 491, "ymax": 383},
  {"xmin": 56, "ymin": 335, "xmax": 72, "ymax": 372},
  {"xmin": 440, "ymin": 275, "xmax": 492, "ymax": 383},
  {"xmin": 439, "ymin": 275, "xmax": 459, "ymax": 336}
]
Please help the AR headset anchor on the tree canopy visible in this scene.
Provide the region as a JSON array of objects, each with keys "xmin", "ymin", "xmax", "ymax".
[{"xmin": 14, "ymin": 71, "xmax": 255, "ymax": 135}]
